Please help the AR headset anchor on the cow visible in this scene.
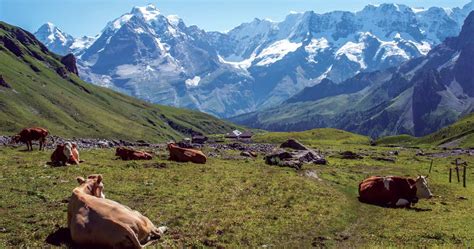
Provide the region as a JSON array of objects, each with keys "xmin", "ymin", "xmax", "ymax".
[
  {"xmin": 358, "ymin": 175, "xmax": 433, "ymax": 208},
  {"xmin": 12, "ymin": 127, "xmax": 48, "ymax": 151},
  {"xmin": 115, "ymin": 147, "xmax": 153, "ymax": 161},
  {"xmin": 50, "ymin": 142, "xmax": 81, "ymax": 166},
  {"xmin": 167, "ymin": 143, "xmax": 207, "ymax": 164},
  {"xmin": 68, "ymin": 174, "xmax": 167, "ymax": 248}
]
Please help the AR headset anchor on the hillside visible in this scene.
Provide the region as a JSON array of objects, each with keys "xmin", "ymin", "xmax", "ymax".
[
  {"xmin": 0, "ymin": 21, "xmax": 235, "ymax": 142},
  {"xmin": 253, "ymin": 128, "xmax": 371, "ymax": 148},
  {"xmin": 376, "ymin": 113, "xmax": 474, "ymax": 148}
]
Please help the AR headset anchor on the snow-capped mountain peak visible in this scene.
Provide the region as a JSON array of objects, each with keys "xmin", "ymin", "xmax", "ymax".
[
  {"xmin": 35, "ymin": 22, "xmax": 76, "ymax": 55},
  {"xmin": 35, "ymin": 22, "xmax": 96, "ymax": 56},
  {"xmin": 131, "ymin": 4, "xmax": 161, "ymax": 22},
  {"xmin": 36, "ymin": 22, "xmax": 71, "ymax": 45},
  {"xmin": 38, "ymin": 2, "xmax": 474, "ymax": 119}
]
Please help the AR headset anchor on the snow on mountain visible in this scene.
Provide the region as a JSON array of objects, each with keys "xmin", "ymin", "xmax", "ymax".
[
  {"xmin": 232, "ymin": 10, "xmax": 474, "ymax": 137},
  {"xmin": 254, "ymin": 39, "xmax": 302, "ymax": 66},
  {"xmin": 35, "ymin": 22, "xmax": 95, "ymax": 56},
  {"xmin": 38, "ymin": 1, "xmax": 474, "ymax": 118},
  {"xmin": 75, "ymin": 4, "xmax": 254, "ymax": 117},
  {"xmin": 35, "ymin": 22, "xmax": 74, "ymax": 55}
]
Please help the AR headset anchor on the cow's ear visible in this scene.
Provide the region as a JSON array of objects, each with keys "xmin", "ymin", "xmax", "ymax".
[
  {"xmin": 97, "ymin": 174, "xmax": 103, "ymax": 184},
  {"xmin": 76, "ymin": 177, "xmax": 86, "ymax": 184}
]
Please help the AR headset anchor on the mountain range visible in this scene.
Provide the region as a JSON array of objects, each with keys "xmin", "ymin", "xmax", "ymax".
[
  {"xmin": 35, "ymin": 1, "xmax": 474, "ymax": 119},
  {"xmin": 232, "ymin": 11, "xmax": 474, "ymax": 137},
  {"xmin": 0, "ymin": 21, "xmax": 235, "ymax": 141}
]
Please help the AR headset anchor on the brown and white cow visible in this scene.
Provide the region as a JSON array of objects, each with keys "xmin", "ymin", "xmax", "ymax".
[
  {"xmin": 167, "ymin": 143, "xmax": 207, "ymax": 164},
  {"xmin": 115, "ymin": 147, "xmax": 153, "ymax": 161},
  {"xmin": 359, "ymin": 175, "xmax": 433, "ymax": 207},
  {"xmin": 12, "ymin": 127, "xmax": 48, "ymax": 151},
  {"xmin": 68, "ymin": 174, "xmax": 167, "ymax": 248},
  {"xmin": 51, "ymin": 142, "xmax": 81, "ymax": 166}
]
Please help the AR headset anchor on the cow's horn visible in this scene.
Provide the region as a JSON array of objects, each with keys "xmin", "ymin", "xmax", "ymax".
[
  {"xmin": 97, "ymin": 174, "xmax": 103, "ymax": 183},
  {"xmin": 76, "ymin": 177, "xmax": 85, "ymax": 184}
]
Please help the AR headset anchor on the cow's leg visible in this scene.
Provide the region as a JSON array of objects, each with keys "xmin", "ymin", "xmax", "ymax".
[
  {"xmin": 41, "ymin": 137, "xmax": 47, "ymax": 151},
  {"xmin": 27, "ymin": 141, "xmax": 32, "ymax": 151},
  {"xmin": 395, "ymin": 198, "xmax": 410, "ymax": 207}
]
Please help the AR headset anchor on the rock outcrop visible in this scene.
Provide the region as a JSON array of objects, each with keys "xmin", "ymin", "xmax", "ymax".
[
  {"xmin": 265, "ymin": 139, "xmax": 326, "ymax": 169},
  {"xmin": 60, "ymin": 53, "xmax": 79, "ymax": 75}
]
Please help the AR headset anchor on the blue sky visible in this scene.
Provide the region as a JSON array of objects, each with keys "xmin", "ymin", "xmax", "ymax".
[{"xmin": 0, "ymin": 0, "xmax": 472, "ymax": 37}]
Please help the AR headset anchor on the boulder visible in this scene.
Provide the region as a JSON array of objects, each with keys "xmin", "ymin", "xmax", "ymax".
[
  {"xmin": 280, "ymin": 139, "xmax": 309, "ymax": 150},
  {"xmin": 265, "ymin": 147, "xmax": 326, "ymax": 170}
]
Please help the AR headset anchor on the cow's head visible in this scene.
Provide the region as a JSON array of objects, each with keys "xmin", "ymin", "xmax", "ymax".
[
  {"xmin": 167, "ymin": 143, "xmax": 176, "ymax": 150},
  {"xmin": 11, "ymin": 135, "xmax": 21, "ymax": 143},
  {"xmin": 76, "ymin": 174, "xmax": 105, "ymax": 198},
  {"xmin": 144, "ymin": 153, "xmax": 153, "ymax": 160},
  {"xmin": 415, "ymin": 176, "xmax": 433, "ymax": 199},
  {"xmin": 115, "ymin": 147, "xmax": 125, "ymax": 156}
]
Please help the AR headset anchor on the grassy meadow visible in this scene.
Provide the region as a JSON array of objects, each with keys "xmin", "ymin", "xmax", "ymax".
[
  {"xmin": 376, "ymin": 113, "xmax": 474, "ymax": 149},
  {"xmin": 0, "ymin": 133, "xmax": 473, "ymax": 248}
]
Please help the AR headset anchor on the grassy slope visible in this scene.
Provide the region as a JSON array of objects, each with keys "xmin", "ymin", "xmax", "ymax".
[
  {"xmin": 0, "ymin": 135, "xmax": 472, "ymax": 247},
  {"xmin": 0, "ymin": 21, "xmax": 235, "ymax": 142},
  {"xmin": 253, "ymin": 128, "xmax": 371, "ymax": 149},
  {"xmin": 377, "ymin": 113, "xmax": 474, "ymax": 148}
]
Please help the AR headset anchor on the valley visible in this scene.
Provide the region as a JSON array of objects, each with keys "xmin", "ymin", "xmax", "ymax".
[
  {"xmin": 1, "ymin": 1, "xmax": 474, "ymax": 248},
  {"xmin": 0, "ymin": 130, "xmax": 472, "ymax": 247}
]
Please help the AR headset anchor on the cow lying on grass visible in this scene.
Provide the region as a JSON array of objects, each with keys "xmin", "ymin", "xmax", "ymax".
[
  {"xmin": 167, "ymin": 143, "xmax": 207, "ymax": 164},
  {"xmin": 68, "ymin": 174, "xmax": 167, "ymax": 248},
  {"xmin": 50, "ymin": 142, "xmax": 82, "ymax": 166},
  {"xmin": 115, "ymin": 147, "xmax": 153, "ymax": 160},
  {"xmin": 12, "ymin": 127, "xmax": 48, "ymax": 151},
  {"xmin": 359, "ymin": 175, "xmax": 433, "ymax": 208}
]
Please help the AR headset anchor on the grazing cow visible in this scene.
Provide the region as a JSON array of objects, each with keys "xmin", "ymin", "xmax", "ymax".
[
  {"xmin": 115, "ymin": 147, "xmax": 152, "ymax": 161},
  {"xmin": 50, "ymin": 142, "xmax": 81, "ymax": 166},
  {"xmin": 12, "ymin": 127, "xmax": 48, "ymax": 151},
  {"xmin": 68, "ymin": 174, "xmax": 167, "ymax": 248},
  {"xmin": 167, "ymin": 143, "xmax": 207, "ymax": 164},
  {"xmin": 358, "ymin": 175, "xmax": 433, "ymax": 208}
]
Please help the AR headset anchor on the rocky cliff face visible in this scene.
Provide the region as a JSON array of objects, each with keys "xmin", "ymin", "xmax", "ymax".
[{"xmin": 60, "ymin": 54, "xmax": 79, "ymax": 75}]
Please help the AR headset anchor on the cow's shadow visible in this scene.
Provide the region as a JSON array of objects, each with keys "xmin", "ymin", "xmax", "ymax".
[
  {"xmin": 46, "ymin": 227, "xmax": 115, "ymax": 249},
  {"xmin": 407, "ymin": 207, "xmax": 432, "ymax": 212},
  {"xmin": 45, "ymin": 227, "xmax": 73, "ymax": 248}
]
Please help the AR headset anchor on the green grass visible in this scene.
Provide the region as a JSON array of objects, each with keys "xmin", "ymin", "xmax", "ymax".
[
  {"xmin": 376, "ymin": 113, "xmax": 474, "ymax": 148},
  {"xmin": 253, "ymin": 128, "xmax": 371, "ymax": 149},
  {"xmin": 0, "ymin": 21, "xmax": 236, "ymax": 142},
  {"xmin": 1, "ymin": 138, "xmax": 472, "ymax": 248},
  {"xmin": 375, "ymin": 134, "xmax": 418, "ymax": 147}
]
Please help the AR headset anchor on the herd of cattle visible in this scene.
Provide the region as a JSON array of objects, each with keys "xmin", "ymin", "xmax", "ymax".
[{"xmin": 9, "ymin": 127, "xmax": 435, "ymax": 247}]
